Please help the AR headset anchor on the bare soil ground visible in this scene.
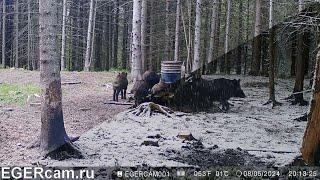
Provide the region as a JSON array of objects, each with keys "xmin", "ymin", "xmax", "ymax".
[{"xmin": 0, "ymin": 69, "xmax": 131, "ymax": 166}]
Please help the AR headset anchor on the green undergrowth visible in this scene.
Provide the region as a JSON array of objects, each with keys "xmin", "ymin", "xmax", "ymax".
[{"xmin": 0, "ymin": 83, "xmax": 41, "ymax": 106}]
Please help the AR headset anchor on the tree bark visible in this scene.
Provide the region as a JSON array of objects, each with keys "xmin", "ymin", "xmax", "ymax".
[
  {"xmin": 39, "ymin": 0, "xmax": 69, "ymax": 154},
  {"xmin": 27, "ymin": 0, "xmax": 32, "ymax": 70},
  {"xmin": 293, "ymin": 0, "xmax": 308, "ymax": 106},
  {"xmin": 213, "ymin": 0, "xmax": 221, "ymax": 73},
  {"xmin": 251, "ymin": 0, "xmax": 262, "ymax": 76},
  {"xmin": 60, "ymin": 0, "xmax": 67, "ymax": 71},
  {"xmin": 131, "ymin": 0, "xmax": 142, "ymax": 82},
  {"xmin": 113, "ymin": 0, "xmax": 119, "ymax": 69},
  {"xmin": 164, "ymin": 0, "xmax": 170, "ymax": 61},
  {"xmin": 84, "ymin": 0, "xmax": 95, "ymax": 71},
  {"xmin": 236, "ymin": 0, "xmax": 243, "ymax": 75},
  {"xmin": 192, "ymin": 0, "xmax": 202, "ymax": 72},
  {"xmin": 149, "ymin": 0, "xmax": 154, "ymax": 68},
  {"xmin": 1, "ymin": 0, "xmax": 5, "ymax": 67},
  {"xmin": 174, "ymin": 0, "xmax": 181, "ymax": 62},
  {"xmin": 14, "ymin": 0, "xmax": 19, "ymax": 68},
  {"xmin": 89, "ymin": 3, "xmax": 97, "ymax": 70},
  {"xmin": 141, "ymin": 0, "xmax": 147, "ymax": 71},
  {"xmin": 186, "ymin": 0, "xmax": 192, "ymax": 73},
  {"xmin": 265, "ymin": 0, "xmax": 281, "ymax": 107},
  {"xmin": 301, "ymin": 45, "xmax": 320, "ymax": 165},
  {"xmin": 207, "ymin": 0, "xmax": 218, "ymax": 66},
  {"xmin": 224, "ymin": 0, "xmax": 231, "ymax": 74}
]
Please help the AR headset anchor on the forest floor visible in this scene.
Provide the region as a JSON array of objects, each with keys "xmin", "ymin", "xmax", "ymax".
[
  {"xmin": 0, "ymin": 69, "xmax": 311, "ymax": 167},
  {"xmin": 36, "ymin": 74, "xmax": 311, "ymax": 168},
  {"xmin": 0, "ymin": 69, "xmax": 131, "ymax": 166}
]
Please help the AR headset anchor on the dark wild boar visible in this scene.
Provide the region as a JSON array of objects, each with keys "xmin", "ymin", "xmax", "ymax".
[
  {"xmin": 142, "ymin": 66, "xmax": 160, "ymax": 89},
  {"xmin": 207, "ymin": 78, "xmax": 246, "ymax": 111},
  {"xmin": 112, "ymin": 72, "xmax": 128, "ymax": 101}
]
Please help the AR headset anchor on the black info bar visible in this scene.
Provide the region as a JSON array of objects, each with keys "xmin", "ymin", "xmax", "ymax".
[{"xmin": 0, "ymin": 166, "xmax": 319, "ymax": 179}]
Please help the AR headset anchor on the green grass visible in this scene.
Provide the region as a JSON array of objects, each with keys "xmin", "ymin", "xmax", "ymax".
[{"xmin": 0, "ymin": 83, "xmax": 41, "ymax": 106}]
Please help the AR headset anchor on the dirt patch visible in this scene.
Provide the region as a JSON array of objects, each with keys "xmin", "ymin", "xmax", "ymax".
[{"xmin": 0, "ymin": 69, "xmax": 131, "ymax": 166}]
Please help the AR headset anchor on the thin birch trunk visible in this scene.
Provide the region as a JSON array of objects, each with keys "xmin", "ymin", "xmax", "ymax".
[
  {"xmin": 224, "ymin": 0, "xmax": 231, "ymax": 74},
  {"xmin": 149, "ymin": 0, "xmax": 154, "ymax": 68},
  {"xmin": 236, "ymin": 0, "xmax": 243, "ymax": 75},
  {"xmin": 187, "ymin": 0, "xmax": 192, "ymax": 73},
  {"xmin": 84, "ymin": 0, "xmax": 95, "ymax": 71},
  {"xmin": 14, "ymin": 0, "xmax": 19, "ymax": 68},
  {"xmin": 174, "ymin": 0, "xmax": 181, "ymax": 62},
  {"xmin": 164, "ymin": 0, "xmax": 170, "ymax": 61},
  {"xmin": 141, "ymin": 0, "xmax": 147, "ymax": 71},
  {"xmin": 90, "ymin": 3, "xmax": 97, "ymax": 70},
  {"xmin": 192, "ymin": 0, "xmax": 202, "ymax": 72},
  {"xmin": 60, "ymin": 0, "xmax": 67, "ymax": 71},
  {"xmin": 1, "ymin": 0, "xmax": 5, "ymax": 67},
  {"xmin": 131, "ymin": 0, "xmax": 142, "ymax": 81},
  {"xmin": 207, "ymin": 0, "xmax": 218, "ymax": 65},
  {"xmin": 27, "ymin": 0, "xmax": 32, "ymax": 70}
]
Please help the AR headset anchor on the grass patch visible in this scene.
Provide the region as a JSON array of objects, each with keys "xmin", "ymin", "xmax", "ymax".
[{"xmin": 0, "ymin": 83, "xmax": 41, "ymax": 106}]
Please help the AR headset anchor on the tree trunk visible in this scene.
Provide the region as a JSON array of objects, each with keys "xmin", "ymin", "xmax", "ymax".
[
  {"xmin": 192, "ymin": 0, "xmax": 202, "ymax": 72},
  {"xmin": 84, "ymin": 0, "xmax": 95, "ymax": 71},
  {"xmin": 244, "ymin": 0, "xmax": 250, "ymax": 75},
  {"xmin": 141, "ymin": 0, "xmax": 147, "ymax": 71},
  {"xmin": 14, "ymin": 0, "xmax": 19, "ymax": 68},
  {"xmin": 293, "ymin": 0, "xmax": 308, "ymax": 106},
  {"xmin": 236, "ymin": 0, "xmax": 243, "ymax": 75},
  {"xmin": 206, "ymin": 0, "xmax": 218, "ymax": 74},
  {"xmin": 108, "ymin": 5, "xmax": 113, "ymax": 68},
  {"xmin": 27, "ymin": 0, "xmax": 32, "ymax": 70},
  {"xmin": 122, "ymin": 2, "xmax": 129, "ymax": 69},
  {"xmin": 293, "ymin": 33, "xmax": 308, "ymax": 105},
  {"xmin": 224, "ymin": 0, "xmax": 231, "ymax": 74},
  {"xmin": 164, "ymin": 0, "xmax": 170, "ymax": 61},
  {"xmin": 113, "ymin": 0, "xmax": 119, "ymax": 69},
  {"xmin": 213, "ymin": 0, "xmax": 221, "ymax": 73},
  {"xmin": 1, "ymin": 0, "xmax": 5, "ymax": 67},
  {"xmin": 149, "ymin": 0, "xmax": 154, "ymax": 68},
  {"xmin": 186, "ymin": 0, "xmax": 192, "ymax": 73},
  {"xmin": 39, "ymin": 0, "xmax": 69, "ymax": 154},
  {"xmin": 265, "ymin": 0, "xmax": 281, "ymax": 107},
  {"xmin": 301, "ymin": 45, "xmax": 320, "ymax": 165},
  {"xmin": 174, "ymin": 0, "xmax": 181, "ymax": 62},
  {"xmin": 251, "ymin": 0, "xmax": 262, "ymax": 76},
  {"xmin": 131, "ymin": 0, "xmax": 142, "ymax": 82},
  {"xmin": 60, "ymin": 0, "xmax": 67, "ymax": 71},
  {"xmin": 89, "ymin": 3, "xmax": 97, "ymax": 70}
]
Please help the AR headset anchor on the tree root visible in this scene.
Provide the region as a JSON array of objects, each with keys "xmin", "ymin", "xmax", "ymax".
[
  {"xmin": 128, "ymin": 102, "xmax": 174, "ymax": 117},
  {"xmin": 45, "ymin": 142, "xmax": 83, "ymax": 161}
]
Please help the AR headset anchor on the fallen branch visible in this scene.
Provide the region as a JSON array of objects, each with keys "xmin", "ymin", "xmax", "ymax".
[
  {"xmin": 291, "ymin": 89, "xmax": 313, "ymax": 95},
  {"xmin": 79, "ymin": 108, "xmax": 91, "ymax": 111},
  {"xmin": 29, "ymin": 103, "xmax": 41, "ymax": 107},
  {"xmin": 294, "ymin": 113, "xmax": 308, "ymax": 122},
  {"xmin": 105, "ymin": 101, "xmax": 134, "ymax": 106},
  {"xmin": 61, "ymin": 81, "xmax": 82, "ymax": 85},
  {"xmin": 245, "ymin": 149, "xmax": 296, "ymax": 154},
  {"xmin": 283, "ymin": 89, "xmax": 313, "ymax": 100}
]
